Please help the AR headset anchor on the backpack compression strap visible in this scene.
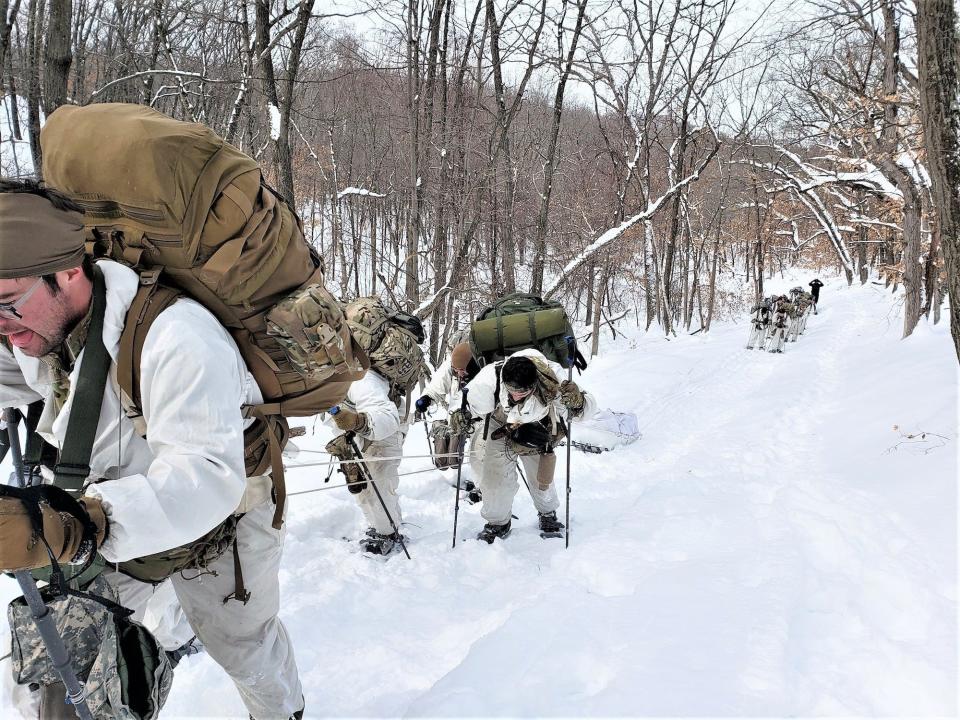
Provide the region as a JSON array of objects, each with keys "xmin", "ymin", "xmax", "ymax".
[{"xmin": 53, "ymin": 264, "xmax": 110, "ymax": 494}]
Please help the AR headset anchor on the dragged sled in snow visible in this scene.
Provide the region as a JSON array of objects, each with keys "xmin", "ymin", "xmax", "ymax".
[{"xmin": 558, "ymin": 409, "xmax": 640, "ymax": 454}]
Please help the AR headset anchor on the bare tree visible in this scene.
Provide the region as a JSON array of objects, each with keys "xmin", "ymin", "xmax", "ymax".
[
  {"xmin": 43, "ymin": 0, "xmax": 72, "ymax": 114},
  {"xmin": 917, "ymin": 0, "xmax": 960, "ymax": 361}
]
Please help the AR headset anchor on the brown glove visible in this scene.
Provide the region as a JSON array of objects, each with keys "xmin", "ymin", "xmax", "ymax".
[
  {"xmin": 559, "ymin": 379, "xmax": 585, "ymax": 416},
  {"xmin": 332, "ymin": 407, "xmax": 369, "ymax": 434},
  {"xmin": 325, "ymin": 435, "xmax": 366, "ymax": 494},
  {"xmin": 0, "ymin": 485, "xmax": 108, "ymax": 572}
]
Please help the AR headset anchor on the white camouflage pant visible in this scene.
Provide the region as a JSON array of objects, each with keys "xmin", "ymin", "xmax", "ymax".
[
  {"xmin": 20, "ymin": 500, "xmax": 303, "ymax": 720},
  {"xmin": 474, "ymin": 423, "xmax": 559, "ymax": 526},
  {"xmin": 355, "ymin": 431, "xmax": 405, "ymax": 535}
]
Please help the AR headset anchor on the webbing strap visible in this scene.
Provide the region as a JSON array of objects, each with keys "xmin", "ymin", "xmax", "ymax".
[
  {"xmin": 222, "ymin": 535, "xmax": 251, "ymax": 605},
  {"xmin": 53, "ymin": 266, "xmax": 110, "ymax": 495},
  {"xmin": 244, "ymin": 406, "xmax": 287, "ymax": 529},
  {"xmin": 117, "ymin": 270, "xmax": 182, "ymax": 412}
]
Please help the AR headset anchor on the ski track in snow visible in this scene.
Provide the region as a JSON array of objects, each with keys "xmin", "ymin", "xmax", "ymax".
[{"xmin": 0, "ymin": 275, "xmax": 955, "ymax": 717}]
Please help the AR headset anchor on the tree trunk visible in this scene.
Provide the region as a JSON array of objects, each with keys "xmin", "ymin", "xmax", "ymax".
[
  {"xmin": 530, "ymin": 0, "xmax": 587, "ymax": 295},
  {"xmin": 25, "ymin": 0, "xmax": 44, "ymax": 177},
  {"xmin": 405, "ymin": 0, "xmax": 422, "ymax": 308},
  {"xmin": 43, "ymin": 0, "xmax": 72, "ymax": 115},
  {"xmin": 643, "ymin": 220, "xmax": 656, "ymax": 329},
  {"xmin": 917, "ymin": 0, "xmax": 960, "ymax": 361},
  {"xmin": 0, "ymin": 0, "xmax": 22, "ymax": 75},
  {"xmin": 901, "ymin": 186, "xmax": 923, "ymax": 337}
]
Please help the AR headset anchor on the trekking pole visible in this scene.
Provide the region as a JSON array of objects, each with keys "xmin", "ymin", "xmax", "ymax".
[
  {"xmin": 3, "ymin": 409, "xmax": 94, "ymax": 720},
  {"xmin": 423, "ymin": 418, "xmax": 436, "ymax": 466},
  {"xmin": 451, "ymin": 389, "xmax": 468, "ymax": 549},
  {"xmin": 563, "ymin": 337, "xmax": 575, "ymax": 549},
  {"xmin": 328, "ymin": 407, "xmax": 411, "ymax": 560}
]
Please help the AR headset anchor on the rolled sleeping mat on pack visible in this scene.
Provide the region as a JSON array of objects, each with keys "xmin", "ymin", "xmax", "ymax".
[{"xmin": 470, "ymin": 307, "xmax": 567, "ymax": 357}]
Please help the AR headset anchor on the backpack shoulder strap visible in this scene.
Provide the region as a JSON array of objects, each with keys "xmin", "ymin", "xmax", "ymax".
[
  {"xmin": 482, "ymin": 361, "xmax": 504, "ymax": 441},
  {"xmin": 54, "ymin": 265, "xmax": 111, "ymax": 494},
  {"xmin": 117, "ymin": 270, "xmax": 182, "ymax": 416}
]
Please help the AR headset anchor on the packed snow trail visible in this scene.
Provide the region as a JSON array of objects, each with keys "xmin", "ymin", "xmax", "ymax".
[{"xmin": 0, "ymin": 276, "xmax": 955, "ymax": 717}]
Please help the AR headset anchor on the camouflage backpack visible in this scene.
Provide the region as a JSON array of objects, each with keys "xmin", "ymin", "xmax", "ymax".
[{"xmin": 344, "ymin": 297, "xmax": 426, "ymax": 400}]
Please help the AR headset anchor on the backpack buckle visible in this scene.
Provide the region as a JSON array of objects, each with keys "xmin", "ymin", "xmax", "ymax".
[{"xmin": 139, "ymin": 269, "xmax": 161, "ymax": 287}]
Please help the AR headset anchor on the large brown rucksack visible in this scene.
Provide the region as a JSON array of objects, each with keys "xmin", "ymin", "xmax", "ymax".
[{"xmin": 41, "ymin": 103, "xmax": 368, "ymax": 529}]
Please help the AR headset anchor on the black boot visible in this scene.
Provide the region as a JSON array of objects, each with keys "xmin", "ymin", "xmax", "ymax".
[
  {"xmin": 477, "ymin": 520, "xmax": 511, "ymax": 543},
  {"xmin": 538, "ymin": 511, "xmax": 565, "ymax": 534},
  {"xmin": 361, "ymin": 531, "xmax": 403, "ymax": 555}
]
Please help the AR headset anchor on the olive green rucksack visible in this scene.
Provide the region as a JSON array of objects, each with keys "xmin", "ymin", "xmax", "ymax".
[{"xmin": 470, "ymin": 293, "xmax": 587, "ymax": 371}]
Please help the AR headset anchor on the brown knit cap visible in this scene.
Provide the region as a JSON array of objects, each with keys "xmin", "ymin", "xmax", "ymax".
[
  {"xmin": 450, "ymin": 342, "xmax": 473, "ymax": 372},
  {"xmin": 0, "ymin": 193, "xmax": 85, "ymax": 279}
]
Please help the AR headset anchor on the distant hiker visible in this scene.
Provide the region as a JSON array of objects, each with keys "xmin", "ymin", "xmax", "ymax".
[
  {"xmin": 416, "ymin": 342, "xmax": 483, "ymax": 500},
  {"xmin": 768, "ymin": 295, "xmax": 792, "ymax": 353},
  {"xmin": 452, "ymin": 349, "xmax": 596, "ymax": 543},
  {"xmin": 809, "ymin": 278, "xmax": 824, "ymax": 313},
  {"xmin": 0, "ymin": 179, "xmax": 307, "ymax": 719},
  {"xmin": 746, "ymin": 298, "xmax": 773, "ymax": 350},
  {"xmin": 326, "ymin": 297, "xmax": 425, "ymax": 555}
]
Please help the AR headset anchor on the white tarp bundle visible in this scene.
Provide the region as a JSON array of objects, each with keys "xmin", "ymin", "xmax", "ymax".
[{"xmin": 568, "ymin": 409, "xmax": 640, "ymax": 453}]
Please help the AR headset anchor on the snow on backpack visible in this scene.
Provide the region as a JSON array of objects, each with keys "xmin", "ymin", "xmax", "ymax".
[
  {"xmin": 344, "ymin": 297, "xmax": 426, "ymax": 403},
  {"xmin": 40, "ymin": 103, "xmax": 368, "ymax": 531},
  {"xmin": 469, "ymin": 292, "xmax": 587, "ymax": 371}
]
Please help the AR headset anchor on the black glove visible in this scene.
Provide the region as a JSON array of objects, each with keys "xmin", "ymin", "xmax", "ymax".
[
  {"xmin": 414, "ymin": 395, "xmax": 432, "ymax": 420},
  {"xmin": 509, "ymin": 421, "xmax": 552, "ymax": 451}
]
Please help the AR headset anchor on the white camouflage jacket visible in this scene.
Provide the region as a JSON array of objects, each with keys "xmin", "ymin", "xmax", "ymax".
[
  {"xmin": 325, "ymin": 368, "xmax": 405, "ymax": 441},
  {"xmin": 0, "ymin": 260, "xmax": 261, "ymax": 563},
  {"xmin": 462, "ymin": 348, "xmax": 597, "ymax": 426}
]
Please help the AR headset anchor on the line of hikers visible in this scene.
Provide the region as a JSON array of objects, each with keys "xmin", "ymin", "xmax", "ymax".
[
  {"xmin": 0, "ymin": 104, "xmax": 597, "ymax": 719},
  {"xmin": 746, "ymin": 280, "xmax": 823, "ymax": 353},
  {"xmin": 323, "ymin": 297, "xmax": 596, "ymax": 554}
]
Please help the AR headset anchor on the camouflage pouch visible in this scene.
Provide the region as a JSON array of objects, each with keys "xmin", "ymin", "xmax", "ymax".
[
  {"xmin": 84, "ymin": 610, "xmax": 173, "ymax": 719},
  {"xmin": 430, "ymin": 420, "xmax": 461, "ymax": 471},
  {"xmin": 266, "ymin": 284, "xmax": 350, "ymax": 380},
  {"xmin": 8, "ymin": 575, "xmax": 117, "ymax": 687},
  {"xmin": 118, "ymin": 514, "xmax": 241, "ymax": 584},
  {"xmin": 325, "ymin": 434, "xmax": 364, "ymax": 493},
  {"xmin": 9, "ymin": 576, "xmax": 173, "ymax": 719}
]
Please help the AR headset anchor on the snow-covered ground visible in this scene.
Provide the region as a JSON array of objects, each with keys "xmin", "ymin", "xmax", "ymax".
[{"xmin": 1, "ymin": 274, "xmax": 956, "ymax": 717}]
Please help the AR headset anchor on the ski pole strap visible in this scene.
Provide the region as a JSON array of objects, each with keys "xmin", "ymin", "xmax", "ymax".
[{"xmin": 53, "ymin": 265, "xmax": 110, "ymax": 495}]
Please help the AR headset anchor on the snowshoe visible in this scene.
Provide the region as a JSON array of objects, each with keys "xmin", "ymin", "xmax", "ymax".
[
  {"xmin": 361, "ymin": 530, "xmax": 404, "ymax": 555},
  {"xmin": 538, "ymin": 511, "xmax": 565, "ymax": 538},
  {"xmin": 477, "ymin": 521, "xmax": 511, "ymax": 544}
]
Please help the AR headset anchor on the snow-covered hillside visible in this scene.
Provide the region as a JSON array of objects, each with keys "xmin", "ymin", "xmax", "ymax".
[{"xmin": 1, "ymin": 275, "xmax": 956, "ymax": 717}]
